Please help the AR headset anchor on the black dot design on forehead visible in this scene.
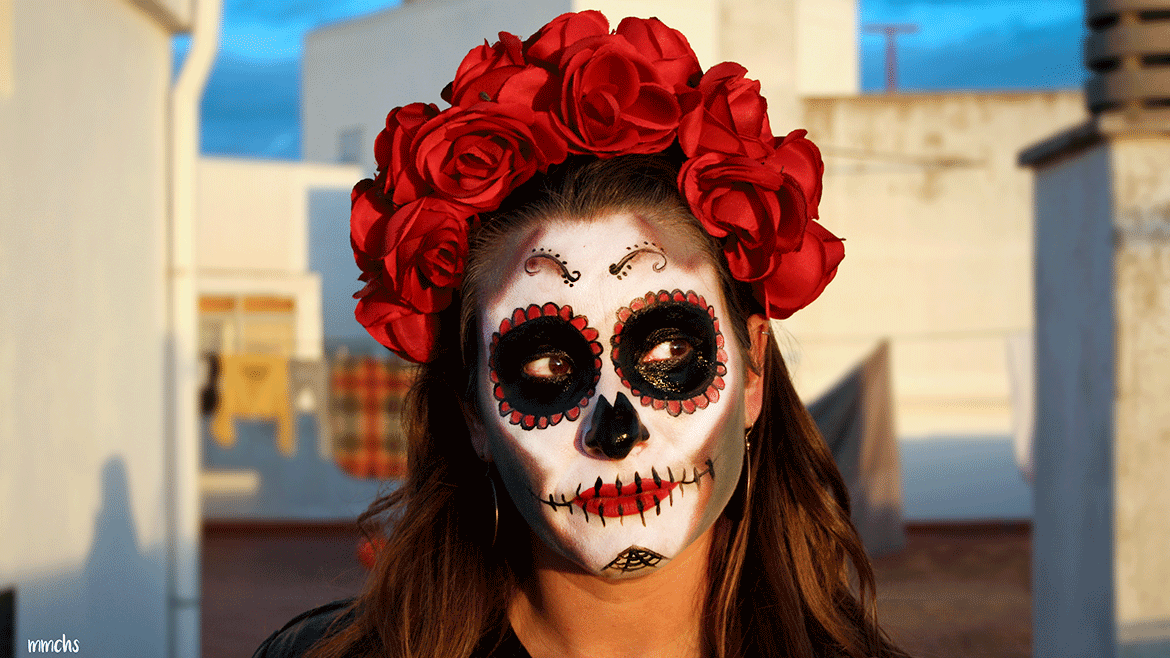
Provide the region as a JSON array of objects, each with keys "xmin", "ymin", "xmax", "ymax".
[
  {"xmin": 489, "ymin": 302, "xmax": 603, "ymax": 430},
  {"xmin": 525, "ymin": 248, "xmax": 581, "ymax": 287},
  {"xmin": 611, "ymin": 290, "xmax": 728, "ymax": 417},
  {"xmin": 608, "ymin": 241, "xmax": 667, "ymax": 280}
]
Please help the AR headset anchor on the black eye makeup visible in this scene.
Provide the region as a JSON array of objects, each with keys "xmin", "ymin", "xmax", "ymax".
[
  {"xmin": 489, "ymin": 302, "xmax": 603, "ymax": 430},
  {"xmin": 611, "ymin": 290, "xmax": 728, "ymax": 417}
]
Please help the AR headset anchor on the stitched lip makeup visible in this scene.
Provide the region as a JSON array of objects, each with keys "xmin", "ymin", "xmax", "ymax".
[
  {"xmin": 535, "ymin": 460, "xmax": 717, "ymax": 527},
  {"xmin": 574, "ymin": 475, "xmax": 678, "ymax": 518}
]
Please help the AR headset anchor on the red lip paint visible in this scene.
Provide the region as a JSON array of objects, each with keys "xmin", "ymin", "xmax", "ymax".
[{"xmin": 573, "ymin": 480, "xmax": 678, "ymax": 517}]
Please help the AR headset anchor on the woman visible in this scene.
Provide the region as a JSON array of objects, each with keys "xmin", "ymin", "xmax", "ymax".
[{"xmin": 255, "ymin": 11, "xmax": 911, "ymax": 658}]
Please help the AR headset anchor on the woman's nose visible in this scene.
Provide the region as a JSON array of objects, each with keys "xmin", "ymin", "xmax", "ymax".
[{"xmin": 583, "ymin": 392, "xmax": 649, "ymax": 459}]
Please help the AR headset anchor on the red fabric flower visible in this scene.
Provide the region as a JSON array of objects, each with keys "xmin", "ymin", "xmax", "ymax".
[
  {"xmin": 679, "ymin": 153, "xmax": 808, "ymax": 282},
  {"xmin": 523, "ymin": 10, "xmax": 610, "ymax": 68},
  {"xmin": 765, "ymin": 129, "xmax": 824, "ymax": 219},
  {"xmin": 754, "ymin": 220, "xmax": 844, "ymax": 319},
  {"xmin": 350, "ymin": 192, "xmax": 471, "ymax": 362},
  {"xmin": 411, "ymin": 102, "xmax": 565, "ymax": 211},
  {"xmin": 614, "ymin": 17, "xmax": 701, "ymax": 93},
  {"xmin": 551, "ymin": 33, "xmax": 680, "ymax": 155},
  {"xmin": 678, "ymin": 62, "xmax": 773, "ymax": 160},
  {"xmin": 350, "ymin": 11, "xmax": 841, "ymax": 360},
  {"xmin": 373, "ymin": 103, "xmax": 441, "ymax": 206},
  {"xmin": 444, "ymin": 31, "xmax": 528, "ymax": 107}
]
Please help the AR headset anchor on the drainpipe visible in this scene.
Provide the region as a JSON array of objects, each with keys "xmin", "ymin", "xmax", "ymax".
[{"xmin": 168, "ymin": 0, "xmax": 220, "ymax": 657}]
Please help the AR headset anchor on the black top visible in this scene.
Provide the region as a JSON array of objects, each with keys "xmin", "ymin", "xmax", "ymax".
[{"xmin": 251, "ymin": 599, "xmax": 533, "ymax": 658}]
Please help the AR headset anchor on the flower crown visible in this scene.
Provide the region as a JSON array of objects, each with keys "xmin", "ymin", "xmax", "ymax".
[{"xmin": 350, "ymin": 10, "xmax": 844, "ymax": 364}]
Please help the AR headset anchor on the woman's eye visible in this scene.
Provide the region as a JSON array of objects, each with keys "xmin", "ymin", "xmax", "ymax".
[
  {"xmin": 522, "ymin": 354, "xmax": 573, "ymax": 379},
  {"xmin": 640, "ymin": 339, "xmax": 693, "ymax": 364}
]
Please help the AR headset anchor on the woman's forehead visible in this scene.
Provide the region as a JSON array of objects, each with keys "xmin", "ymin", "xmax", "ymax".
[{"xmin": 479, "ymin": 212, "xmax": 723, "ymax": 322}]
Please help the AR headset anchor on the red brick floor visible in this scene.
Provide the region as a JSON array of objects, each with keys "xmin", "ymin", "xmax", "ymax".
[{"xmin": 203, "ymin": 522, "xmax": 1031, "ymax": 658}]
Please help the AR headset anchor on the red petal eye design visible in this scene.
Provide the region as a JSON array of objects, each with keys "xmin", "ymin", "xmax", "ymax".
[
  {"xmin": 489, "ymin": 302, "xmax": 603, "ymax": 429},
  {"xmin": 611, "ymin": 289, "xmax": 725, "ymax": 416}
]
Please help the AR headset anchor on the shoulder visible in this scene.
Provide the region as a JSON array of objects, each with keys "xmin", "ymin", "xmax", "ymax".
[{"xmin": 251, "ymin": 599, "xmax": 359, "ymax": 658}]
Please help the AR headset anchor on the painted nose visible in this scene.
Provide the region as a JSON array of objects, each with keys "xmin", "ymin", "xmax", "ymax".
[{"xmin": 584, "ymin": 392, "xmax": 649, "ymax": 460}]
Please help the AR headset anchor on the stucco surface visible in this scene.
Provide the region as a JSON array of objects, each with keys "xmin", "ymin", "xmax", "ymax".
[
  {"xmin": 1110, "ymin": 136, "xmax": 1170, "ymax": 640},
  {"xmin": 789, "ymin": 92, "xmax": 1088, "ymax": 438},
  {"xmin": 0, "ymin": 0, "xmax": 176, "ymax": 654}
]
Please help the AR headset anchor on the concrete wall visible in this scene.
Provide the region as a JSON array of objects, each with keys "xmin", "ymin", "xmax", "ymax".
[
  {"xmin": 0, "ymin": 0, "xmax": 177, "ymax": 654},
  {"xmin": 1109, "ymin": 135, "xmax": 1170, "ymax": 657},
  {"xmin": 196, "ymin": 157, "xmax": 360, "ymax": 361},
  {"xmin": 1031, "ymin": 141, "xmax": 1116, "ymax": 658},
  {"xmin": 303, "ymin": 0, "xmax": 572, "ymax": 172},
  {"xmin": 788, "ymin": 91, "xmax": 1088, "ymax": 440},
  {"xmin": 795, "ymin": 0, "xmax": 857, "ymax": 97},
  {"xmin": 1030, "ymin": 132, "xmax": 1170, "ymax": 658}
]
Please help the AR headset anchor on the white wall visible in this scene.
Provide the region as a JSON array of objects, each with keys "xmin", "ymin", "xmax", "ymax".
[
  {"xmin": 788, "ymin": 91, "xmax": 1087, "ymax": 439},
  {"xmin": 303, "ymin": 0, "xmax": 572, "ymax": 171},
  {"xmin": 0, "ymin": 0, "xmax": 182, "ymax": 654},
  {"xmin": 197, "ymin": 157, "xmax": 360, "ymax": 360},
  {"xmin": 795, "ymin": 0, "xmax": 857, "ymax": 97}
]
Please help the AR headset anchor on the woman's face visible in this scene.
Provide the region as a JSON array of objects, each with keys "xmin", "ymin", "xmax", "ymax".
[{"xmin": 474, "ymin": 211, "xmax": 750, "ymax": 578}]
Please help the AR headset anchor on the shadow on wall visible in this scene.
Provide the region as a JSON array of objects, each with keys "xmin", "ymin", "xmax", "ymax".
[{"xmin": 19, "ymin": 457, "xmax": 167, "ymax": 656}]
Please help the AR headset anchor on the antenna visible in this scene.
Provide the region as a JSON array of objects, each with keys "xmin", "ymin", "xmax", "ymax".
[{"xmin": 864, "ymin": 23, "xmax": 919, "ymax": 92}]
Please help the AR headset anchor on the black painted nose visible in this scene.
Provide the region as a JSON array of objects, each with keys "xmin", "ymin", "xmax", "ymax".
[{"xmin": 583, "ymin": 392, "xmax": 649, "ymax": 460}]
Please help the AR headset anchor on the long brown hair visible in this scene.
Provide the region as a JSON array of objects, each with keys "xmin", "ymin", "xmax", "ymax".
[{"xmin": 308, "ymin": 154, "xmax": 911, "ymax": 658}]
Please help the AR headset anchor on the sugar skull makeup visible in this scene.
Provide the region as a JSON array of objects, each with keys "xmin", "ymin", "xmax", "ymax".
[{"xmin": 475, "ymin": 212, "xmax": 750, "ymax": 579}]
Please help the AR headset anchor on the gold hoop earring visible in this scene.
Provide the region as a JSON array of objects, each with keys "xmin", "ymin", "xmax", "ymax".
[{"xmin": 744, "ymin": 427, "xmax": 753, "ymax": 505}]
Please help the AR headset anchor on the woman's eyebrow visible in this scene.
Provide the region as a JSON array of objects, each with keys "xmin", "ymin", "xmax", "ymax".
[
  {"xmin": 524, "ymin": 247, "xmax": 581, "ymax": 287},
  {"xmin": 608, "ymin": 242, "xmax": 668, "ymax": 281}
]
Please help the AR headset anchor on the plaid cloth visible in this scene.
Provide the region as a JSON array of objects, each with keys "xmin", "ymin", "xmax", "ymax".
[{"xmin": 329, "ymin": 355, "xmax": 415, "ymax": 479}]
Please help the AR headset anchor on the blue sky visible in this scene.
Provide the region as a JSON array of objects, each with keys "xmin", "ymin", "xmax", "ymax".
[{"xmin": 187, "ymin": 0, "xmax": 1087, "ymax": 160}]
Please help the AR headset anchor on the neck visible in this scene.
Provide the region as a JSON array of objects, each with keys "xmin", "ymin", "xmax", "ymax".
[{"xmin": 508, "ymin": 529, "xmax": 713, "ymax": 658}]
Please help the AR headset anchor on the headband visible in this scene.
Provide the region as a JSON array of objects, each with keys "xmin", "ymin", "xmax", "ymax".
[{"xmin": 350, "ymin": 11, "xmax": 844, "ymax": 363}]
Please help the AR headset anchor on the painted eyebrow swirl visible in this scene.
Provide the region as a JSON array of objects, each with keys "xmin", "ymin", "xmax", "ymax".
[
  {"xmin": 608, "ymin": 241, "xmax": 667, "ymax": 280},
  {"xmin": 489, "ymin": 302, "xmax": 602, "ymax": 430},
  {"xmin": 525, "ymin": 248, "xmax": 581, "ymax": 287}
]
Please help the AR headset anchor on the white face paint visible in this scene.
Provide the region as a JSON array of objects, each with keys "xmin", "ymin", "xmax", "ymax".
[{"xmin": 476, "ymin": 212, "xmax": 747, "ymax": 578}]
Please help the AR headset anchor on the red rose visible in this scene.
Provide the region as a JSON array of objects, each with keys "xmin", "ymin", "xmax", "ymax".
[
  {"xmin": 444, "ymin": 31, "xmax": 528, "ymax": 107},
  {"xmin": 523, "ymin": 10, "xmax": 610, "ymax": 68},
  {"xmin": 411, "ymin": 102, "xmax": 565, "ymax": 211},
  {"xmin": 614, "ymin": 17, "xmax": 702, "ymax": 92},
  {"xmin": 350, "ymin": 195, "xmax": 471, "ymax": 362},
  {"xmin": 356, "ymin": 298, "xmax": 440, "ymax": 365},
  {"xmin": 372, "ymin": 103, "xmax": 441, "ymax": 206},
  {"xmin": 679, "ymin": 153, "xmax": 808, "ymax": 282},
  {"xmin": 765, "ymin": 129, "xmax": 824, "ymax": 218},
  {"xmin": 754, "ymin": 220, "xmax": 844, "ymax": 319},
  {"xmin": 350, "ymin": 177, "xmax": 392, "ymax": 275},
  {"xmin": 678, "ymin": 62, "xmax": 773, "ymax": 160},
  {"xmin": 551, "ymin": 33, "xmax": 680, "ymax": 155}
]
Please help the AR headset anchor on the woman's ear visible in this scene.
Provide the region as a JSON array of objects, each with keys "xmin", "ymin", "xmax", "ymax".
[{"xmin": 743, "ymin": 314, "xmax": 769, "ymax": 429}]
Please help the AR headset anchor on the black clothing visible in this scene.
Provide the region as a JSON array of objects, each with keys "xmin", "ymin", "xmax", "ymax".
[{"xmin": 252, "ymin": 599, "xmax": 533, "ymax": 658}]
